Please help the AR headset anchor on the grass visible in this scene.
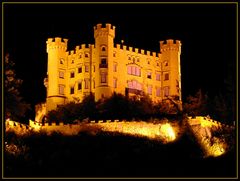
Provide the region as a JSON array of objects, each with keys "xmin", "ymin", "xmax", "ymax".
[{"xmin": 4, "ymin": 128, "xmax": 236, "ymax": 178}]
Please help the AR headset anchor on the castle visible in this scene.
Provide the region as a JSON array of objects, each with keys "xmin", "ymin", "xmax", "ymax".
[{"xmin": 37, "ymin": 23, "xmax": 182, "ymax": 121}]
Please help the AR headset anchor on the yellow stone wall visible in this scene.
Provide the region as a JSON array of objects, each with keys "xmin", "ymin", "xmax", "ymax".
[{"xmin": 45, "ymin": 23, "xmax": 182, "ymax": 112}]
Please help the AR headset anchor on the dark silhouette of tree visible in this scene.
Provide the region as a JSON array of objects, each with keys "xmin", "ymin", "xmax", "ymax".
[
  {"xmin": 183, "ymin": 89, "xmax": 209, "ymax": 117},
  {"xmin": 4, "ymin": 54, "xmax": 30, "ymax": 121}
]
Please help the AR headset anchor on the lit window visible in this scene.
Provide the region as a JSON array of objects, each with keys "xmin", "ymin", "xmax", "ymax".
[
  {"xmin": 147, "ymin": 72, "xmax": 152, "ymax": 79},
  {"xmin": 127, "ymin": 66, "xmax": 131, "ymax": 74},
  {"xmin": 70, "ymin": 87, "xmax": 74, "ymax": 94},
  {"xmin": 113, "ymin": 78, "xmax": 117, "ymax": 88},
  {"xmin": 59, "ymin": 85, "xmax": 64, "ymax": 95},
  {"xmin": 59, "ymin": 71, "xmax": 64, "ymax": 78},
  {"xmin": 156, "ymin": 73, "xmax": 160, "ymax": 81},
  {"xmin": 148, "ymin": 85, "xmax": 152, "ymax": 95},
  {"xmin": 127, "ymin": 66, "xmax": 141, "ymax": 77},
  {"xmin": 156, "ymin": 87, "xmax": 161, "ymax": 97},
  {"xmin": 101, "ymin": 73, "xmax": 107, "ymax": 83},
  {"xmin": 113, "ymin": 63, "xmax": 117, "ymax": 72},
  {"xmin": 164, "ymin": 73, "xmax": 169, "ymax": 80},
  {"xmin": 78, "ymin": 67, "xmax": 82, "ymax": 73},
  {"xmin": 78, "ymin": 82, "xmax": 82, "ymax": 90},
  {"xmin": 85, "ymin": 65, "xmax": 89, "ymax": 72},
  {"xmin": 70, "ymin": 72, "xmax": 75, "ymax": 78},
  {"xmin": 164, "ymin": 86, "xmax": 169, "ymax": 96}
]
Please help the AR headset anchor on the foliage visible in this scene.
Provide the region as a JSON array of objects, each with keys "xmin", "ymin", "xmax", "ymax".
[
  {"xmin": 46, "ymin": 92, "xmax": 183, "ymax": 123},
  {"xmin": 183, "ymin": 89, "xmax": 209, "ymax": 117},
  {"xmin": 4, "ymin": 54, "xmax": 30, "ymax": 121}
]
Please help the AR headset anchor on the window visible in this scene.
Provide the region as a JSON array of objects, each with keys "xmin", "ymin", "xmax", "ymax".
[
  {"xmin": 127, "ymin": 66, "xmax": 141, "ymax": 77},
  {"xmin": 101, "ymin": 58, "xmax": 107, "ymax": 65},
  {"xmin": 165, "ymin": 61, "xmax": 168, "ymax": 66},
  {"xmin": 156, "ymin": 73, "xmax": 160, "ymax": 81},
  {"xmin": 85, "ymin": 53, "xmax": 89, "ymax": 58},
  {"xmin": 147, "ymin": 85, "xmax": 152, "ymax": 95},
  {"xmin": 147, "ymin": 72, "xmax": 152, "ymax": 79},
  {"xmin": 113, "ymin": 52, "xmax": 116, "ymax": 57},
  {"xmin": 164, "ymin": 73, "xmax": 169, "ymax": 80},
  {"xmin": 157, "ymin": 63, "xmax": 159, "ymax": 67},
  {"xmin": 85, "ymin": 79, "xmax": 89, "ymax": 89},
  {"xmin": 60, "ymin": 58, "xmax": 64, "ymax": 64},
  {"xmin": 113, "ymin": 63, "xmax": 117, "ymax": 72},
  {"xmin": 71, "ymin": 59, "xmax": 74, "ymax": 64},
  {"xmin": 78, "ymin": 67, "xmax": 82, "ymax": 73},
  {"xmin": 156, "ymin": 87, "xmax": 161, "ymax": 97},
  {"xmin": 70, "ymin": 71, "xmax": 75, "ymax": 78},
  {"xmin": 59, "ymin": 85, "xmax": 64, "ymax": 95},
  {"xmin": 127, "ymin": 80, "xmax": 142, "ymax": 90},
  {"xmin": 101, "ymin": 47, "xmax": 106, "ymax": 51},
  {"xmin": 148, "ymin": 61, "xmax": 150, "ymax": 65},
  {"xmin": 101, "ymin": 73, "xmax": 107, "ymax": 83},
  {"xmin": 85, "ymin": 65, "xmax": 89, "ymax": 72},
  {"xmin": 113, "ymin": 78, "xmax": 117, "ymax": 88},
  {"xmin": 79, "ymin": 54, "xmax": 82, "ymax": 59},
  {"xmin": 70, "ymin": 87, "xmax": 74, "ymax": 94},
  {"xmin": 164, "ymin": 86, "xmax": 169, "ymax": 96},
  {"xmin": 78, "ymin": 82, "xmax": 82, "ymax": 90},
  {"xmin": 128, "ymin": 56, "xmax": 131, "ymax": 60},
  {"xmin": 137, "ymin": 57, "xmax": 140, "ymax": 62},
  {"xmin": 59, "ymin": 71, "xmax": 64, "ymax": 78}
]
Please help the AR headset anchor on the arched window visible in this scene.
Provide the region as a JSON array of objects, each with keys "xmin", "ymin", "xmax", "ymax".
[{"xmin": 101, "ymin": 47, "xmax": 106, "ymax": 51}]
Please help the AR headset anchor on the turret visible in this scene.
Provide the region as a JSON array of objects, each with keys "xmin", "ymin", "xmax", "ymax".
[
  {"xmin": 45, "ymin": 37, "xmax": 68, "ymax": 112},
  {"xmin": 160, "ymin": 39, "xmax": 182, "ymax": 101},
  {"xmin": 94, "ymin": 23, "xmax": 116, "ymax": 101}
]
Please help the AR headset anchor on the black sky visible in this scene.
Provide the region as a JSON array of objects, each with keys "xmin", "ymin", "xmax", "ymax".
[{"xmin": 3, "ymin": 3, "xmax": 237, "ymax": 112}]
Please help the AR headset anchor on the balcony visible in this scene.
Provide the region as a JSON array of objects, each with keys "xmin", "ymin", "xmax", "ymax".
[{"xmin": 99, "ymin": 64, "xmax": 108, "ymax": 68}]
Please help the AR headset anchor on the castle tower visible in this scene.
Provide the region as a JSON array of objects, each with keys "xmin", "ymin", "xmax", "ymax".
[
  {"xmin": 94, "ymin": 23, "xmax": 115, "ymax": 101},
  {"xmin": 45, "ymin": 37, "xmax": 68, "ymax": 112},
  {"xmin": 160, "ymin": 39, "xmax": 182, "ymax": 101}
]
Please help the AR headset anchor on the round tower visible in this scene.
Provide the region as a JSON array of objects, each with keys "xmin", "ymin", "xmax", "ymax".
[
  {"xmin": 94, "ymin": 23, "xmax": 115, "ymax": 101},
  {"xmin": 160, "ymin": 39, "xmax": 182, "ymax": 101},
  {"xmin": 46, "ymin": 37, "xmax": 68, "ymax": 112}
]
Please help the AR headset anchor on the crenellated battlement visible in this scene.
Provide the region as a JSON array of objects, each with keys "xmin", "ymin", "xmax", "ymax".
[
  {"xmin": 46, "ymin": 37, "xmax": 68, "ymax": 53},
  {"xmin": 160, "ymin": 39, "xmax": 181, "ymax": 52},
  {"xmin": 114, "ymin": 44, "xmax": 161, "ymax": 58},
  {"xmin": 66, "ymin": 44, "xmax": 94, "ymax": 57},
  {"xmin": 94, "ymin": 23, "xmax": 115, "ymax": 38}
]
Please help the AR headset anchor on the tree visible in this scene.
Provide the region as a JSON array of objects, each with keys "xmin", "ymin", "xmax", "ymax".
[
  {"xmin": 4, "ymin": 54, "xmax": 30, "ymax": 121},
  {"xmin": 183, "ymin": 89, "xmax": 209, "ymax": 116}
]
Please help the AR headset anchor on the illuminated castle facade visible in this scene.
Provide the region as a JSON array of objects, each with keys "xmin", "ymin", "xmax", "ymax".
[{"xmin": 44, "ymin": 23, "xmax": 182, "ymax": 113}]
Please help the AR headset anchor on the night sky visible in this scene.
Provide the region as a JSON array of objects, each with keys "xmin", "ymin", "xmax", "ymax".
[{"xmin": 4, "ymin": 3, "xmax": 237, "ymax": 115}]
